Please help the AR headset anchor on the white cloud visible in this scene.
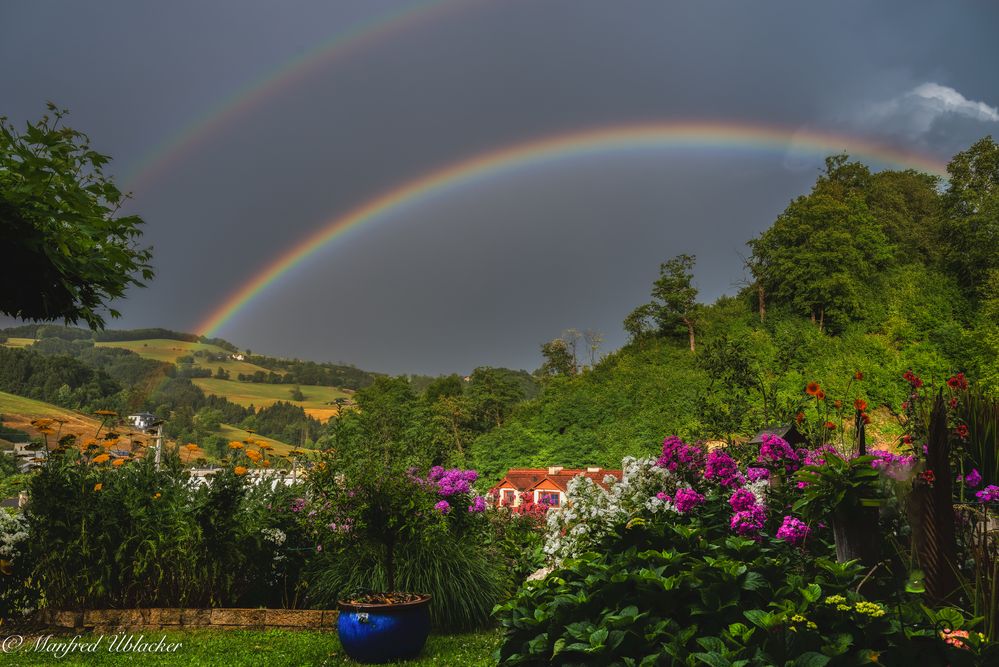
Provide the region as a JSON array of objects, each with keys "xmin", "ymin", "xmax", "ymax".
[{"xmin": 863, "ymin": 82, "xmax": 998, "ymax": 139}]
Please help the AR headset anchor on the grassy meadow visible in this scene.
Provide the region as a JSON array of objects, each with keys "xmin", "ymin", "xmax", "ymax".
[{"xmin": 191, "ymin": 377, "xmax": 350, "ymax": 421}]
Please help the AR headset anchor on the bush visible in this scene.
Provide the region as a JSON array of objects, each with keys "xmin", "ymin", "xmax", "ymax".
[
  {"xmin": 495, "ymin": 434, "xmax": 997, "ymax": 664},
  {"xmin": 21, "ymin": 441, "xmax": 313, "ymax": 611}
]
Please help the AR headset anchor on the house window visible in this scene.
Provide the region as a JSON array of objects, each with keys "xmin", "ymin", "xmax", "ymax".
[
  {"xmin": 502, "ymin": 490, "xmax": 516, "ymax": 505},
  {"xmin": 537, "ymin": 491, "xmax": 561, "ymax": 507}
]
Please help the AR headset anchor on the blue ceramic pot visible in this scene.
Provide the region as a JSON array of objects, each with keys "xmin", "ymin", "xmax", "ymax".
[{"xmin": 337, "ymin": 594, "xmax": 432, "ymax": 663}]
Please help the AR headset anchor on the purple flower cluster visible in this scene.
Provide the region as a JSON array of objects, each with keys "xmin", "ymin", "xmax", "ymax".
[
  {"xmin": 290, "ymin": 497, "xmax": 307, "ymax": 513},
  {"xmin": 976, "ymin": 485, "xmax": 999, "ymax": 504},
  {"xmin": 801, "ymin": 444, "xmax": 839, "ymax": 467},
  {"xmin": 435, "ymin": 500, "xmax": 451, "ymax": 514},
  {"xmin": 730, "ymin": 505, "xmax": 767, "ymax": 537},
  {"xmin": 745, "ymin": 467, "xmax": 770, "ymax": 482},
  {"xmin": 728, "ymin": 488, "xmax": 758, "ymax": 513},
  {"xmin": 468, "ymin": 496, "xmax": 487, "ymax": 513},
  {"xmin": 964, "ymin": 469, "xmax": 982, "ymax": 488},
  {"xmin": 672, "ymin": 487, "xmax": 705, "ymax": 514},
  {"xmin": 428, "ymin": 467, "xmax": 479, "ymax": 497},
  {"xmin": 775, "ymin": 516, "xmax": 810, "ymax": 546},
  {"xmin": 704, "ymin": 450, "xmax": 744, "ymax": 488},
  {"xmin": 757, "ymin": 434, "xmax": 799, "ymax": 471},
  {"xmin": 657, "ymin": 435, "xmax": 706, "ymax": 474},
  {"xmin": 869, "ymin": 450, "xmax": 918, "ymax": 481}
]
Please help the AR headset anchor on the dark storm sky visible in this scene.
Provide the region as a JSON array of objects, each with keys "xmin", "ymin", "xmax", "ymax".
[{"xmin": 3, "ymin": 1, "xmax": 999, "ymax": 374}]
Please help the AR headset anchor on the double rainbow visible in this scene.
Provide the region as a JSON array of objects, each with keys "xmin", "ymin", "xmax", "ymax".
[{"xmin": 195, "ymin": 121, "xmax": 949, "ymax": 337}]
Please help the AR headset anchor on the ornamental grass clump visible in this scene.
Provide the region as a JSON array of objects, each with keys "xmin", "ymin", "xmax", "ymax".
[{"xmin": 305, "ymin": 433, "xmax": 501, "ymax": 630}]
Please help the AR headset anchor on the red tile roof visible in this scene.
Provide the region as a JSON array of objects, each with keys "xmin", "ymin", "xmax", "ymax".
[{"xmin": 489, "ymin": 468, "xmax": 621, "ymax": 495}]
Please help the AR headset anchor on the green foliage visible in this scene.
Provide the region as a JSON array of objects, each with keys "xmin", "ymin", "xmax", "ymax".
[
  {"xmin": 22, "ymin": 448, "xmax": 311, "ymax": 610},
  {"xmin": 793, "ymin": 452, "xmax": 882, "ymax": 520},
  {"xmin": 0, "ymin": 104, "xmax": 153, "ymax": 329},
  {"xmin": 496, "ymin": 511, "xmax": 991, "ymax": 666}
]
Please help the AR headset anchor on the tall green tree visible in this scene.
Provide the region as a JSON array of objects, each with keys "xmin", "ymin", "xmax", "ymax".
[
  {"xmin": 749, "ymin": 158, "xmax": 893, "ymax": 331},
  {"xmin": 539, "ymin": 338, "xmax": 576, "ymax": 378},
  {"xmin": 939, "ymin": 136, "xmax": 999, "ymax": 296},
  {"xmin": 625, "ymin": 254, "xmax": 700, "ymax": 351},
  {"xmin": 0, "ymin": 104, "xmax": 153, "ymax": 328}
]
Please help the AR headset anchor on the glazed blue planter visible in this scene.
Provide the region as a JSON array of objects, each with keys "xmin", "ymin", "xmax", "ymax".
[{"xmin": 337, "ymin": 594, "xmax": 432, "ymax": 663}]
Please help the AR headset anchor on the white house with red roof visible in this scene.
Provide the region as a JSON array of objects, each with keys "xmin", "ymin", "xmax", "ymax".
[{"xmin": 488, "ymin": 466, "xmax": 621, "ymax": 509}]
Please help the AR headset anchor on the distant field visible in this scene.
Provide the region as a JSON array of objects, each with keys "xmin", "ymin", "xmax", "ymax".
[
  {"xmin": 192, "ymin": 377, "xmax": 350, "ymax": 421},
  {"xmin": 2, "ymin": 337, "xmax": 36, "ymax": 348},
  {"xmin": 0, "ymin": 391, "xmax": 105, "ymax": 442},
  {"xmin": 97, "ymin": 338, "xmax": 228, "ymax": 362},
  {"xmin": 97, "ymin": 338, "xmax": 286, "ymax": 377},
  {"xmin": 217, "ymin": 423, "xmax": 296, "ymax": 456}
]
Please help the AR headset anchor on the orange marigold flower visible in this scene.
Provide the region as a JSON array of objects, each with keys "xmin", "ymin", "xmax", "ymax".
[
  {"xmin": 92, "ymin": 453, "xmax": 111, "ymax": 464},
  {"xmin": 854, "ymin": 398, "xmax": 867, "ymax": 411},
  {"xmin": 260, "ymin": 459, "xmax": 271, "ymax": 468},
  {"xmin": 228, "ymin": 441, "xmax": 244, "ymax": 450},
  {"xmin": 834, "ymin": 400, "xmax": 842, "ymax": 409},
  {"xmin": 112, "ymin": 458, "xmax": 126, "ymax": 467},
  {"xmin": 824, "ymin": 421, "xmax": 836, "ymax": 430},
  {"xmin": 815, "ymin": 389, "xmax": 826, "ymax": 401},
  {"xmin": 234, "ymin": 466, "xmax": 248, "ymax": 476},
  {"xmin": 795, "ymin": 412, "xmax": 805, "ymax": 424},
  {"xmin": 806, "ymin": 382, "xmax": 820, "ymax": 396},
  {"xmin": 245, "ymin": 450, "xmax": 261, "ymax": 461},
  {"xmin": 153, "ymin": 492, "xmax": 161, "ymax": 499},
  {"xmin": 185, "ymin": 443, "xmax": 199, "ymax": 452},
  {"xmin": 93, "ymin": 483, "xmax": 103, "ymax": 492}
]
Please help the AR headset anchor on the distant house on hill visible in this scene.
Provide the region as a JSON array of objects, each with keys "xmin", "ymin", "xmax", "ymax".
[
  {"xmin": 127, "ymin": 412, "xmax": 159, "ymax": 432},
  {"xmin": 488, "ymin": 466, "xmax": 621, "ymax": 509},
  {"xmin": 230, "ymin": 353, "xmax": 246, "ymax": 361}
]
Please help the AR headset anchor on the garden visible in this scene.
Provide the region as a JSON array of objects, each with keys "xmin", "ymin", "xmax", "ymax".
[{"xmin": 1, "ymin": 370, "xmax": 997, "ymax": 665}]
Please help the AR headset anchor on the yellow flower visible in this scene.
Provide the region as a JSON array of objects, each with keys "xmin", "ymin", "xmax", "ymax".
[
  {"xmin": 854, "ymin": 601, "xmax": 885, "ymax": 618},
  {"xmin": 823, "ymin": 595, "xmax": 846, "ymax": 605},
  {"xmin": 791, "ymin": 615, "xmax": 807, "ymax": 623},
  {"xmin": 92, "ymin": 454, "xmax": 111, "ymax": 464},
  {"xmin": 153, "ymin": 492, "xmax": 161, "ymax": 500},
  {"xmin": 93, "ymin": 483, "xmax": 103, "ymax": 492},
  {"xmin": 234, "ymin": 466, "xmax": 248, "ymax": 476},
  {"xmin": 228, "ymin": 441, "xmax": 244, "ymax": 450}
]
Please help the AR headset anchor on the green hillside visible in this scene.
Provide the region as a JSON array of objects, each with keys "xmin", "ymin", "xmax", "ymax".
[{"xmin": 191, "ymin": 377, "xmax": 351, "ymax": 421}]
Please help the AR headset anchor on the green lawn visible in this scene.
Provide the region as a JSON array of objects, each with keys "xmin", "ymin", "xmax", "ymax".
[{"xmin": 7, "ymin": 629, "xmax": 501, "ymax": 666}]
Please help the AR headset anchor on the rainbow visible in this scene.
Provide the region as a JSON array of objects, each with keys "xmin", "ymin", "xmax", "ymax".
[
  {"xmin": 195, "ymin": 121, "xmax": 950, "ymax": 337},
  {"xmin": 121, "ymin": 0, "xmax": 472, "ymax": 192}
]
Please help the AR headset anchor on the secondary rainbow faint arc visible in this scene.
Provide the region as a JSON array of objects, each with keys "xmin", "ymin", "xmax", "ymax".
[
  {"xmin": 195, "ymin": 121, "xmax": 949, "ymax": 337},
  {"xmin": 121, "ymin": 0, "xmax": 470, "ymax": 191}
]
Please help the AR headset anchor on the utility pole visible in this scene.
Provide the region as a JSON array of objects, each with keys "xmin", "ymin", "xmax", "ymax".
[{"xmin": 154, "ymin": 423, "xmax": 164, "ymax": 469}]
